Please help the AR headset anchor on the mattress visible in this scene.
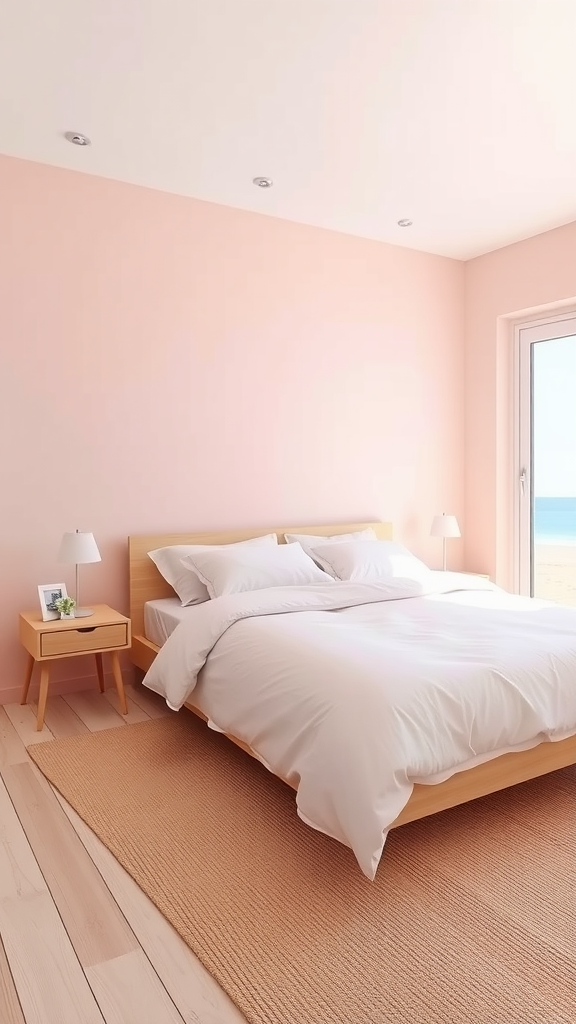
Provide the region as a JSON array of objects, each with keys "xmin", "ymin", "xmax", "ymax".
[{"xmin": 144, "ymin": 597, "xmax": 195, "ymax": 646}]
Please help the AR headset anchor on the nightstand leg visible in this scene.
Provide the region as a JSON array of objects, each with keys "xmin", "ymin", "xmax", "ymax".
[
  {"xmin": 110, "ymin": 652, "xmax": 128, "ymax": 715},
  {"xmin": 36, "ymin": 665, "xmax": 50, "ymax": 732},
  {"xmin": 20, "ymin": 654, "xmax": 35, "ymax": 706},
  {"xmin": 95, "ymin": 653, "xmax": 105, "ymax": 693}
]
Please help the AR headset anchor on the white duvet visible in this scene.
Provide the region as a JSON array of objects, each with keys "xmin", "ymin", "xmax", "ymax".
[{"xmin": 143, "ymin": 574, "xmax": 576, "ymax": 878}]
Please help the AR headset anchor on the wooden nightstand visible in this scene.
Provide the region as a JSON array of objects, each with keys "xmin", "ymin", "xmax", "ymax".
[{"xmin": 19, "ymin": 604, "xmax": 131, "ymax": 731}]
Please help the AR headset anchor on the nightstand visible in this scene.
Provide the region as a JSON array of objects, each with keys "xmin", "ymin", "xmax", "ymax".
[{"xmin": 19, "ymin": 604, "xmax": 131, "ymax": 731}]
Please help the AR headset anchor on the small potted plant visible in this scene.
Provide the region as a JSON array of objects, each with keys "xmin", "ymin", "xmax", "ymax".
[{"xmin": 54, "ymin": 595, "xmax": 76, "ymax": 619}]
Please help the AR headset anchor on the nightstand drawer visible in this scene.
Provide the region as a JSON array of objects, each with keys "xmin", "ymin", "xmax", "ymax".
[{"xmin": 40, "ymin": 622, "xmax": 128, "ymax": 657}]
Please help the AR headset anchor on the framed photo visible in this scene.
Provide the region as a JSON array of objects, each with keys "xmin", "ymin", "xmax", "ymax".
[{"xmin": 38, "ymin": 583, "xmax": 68, "ymax": 621}]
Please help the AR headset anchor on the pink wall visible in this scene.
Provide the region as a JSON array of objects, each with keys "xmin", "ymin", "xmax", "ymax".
[
  {"xmin": 0, "ymin": 154, "xmax": 464, "ymax": 702},
  {"xmin": 465, "ymin": 222, "xmax": 576, "ymax": 585}
]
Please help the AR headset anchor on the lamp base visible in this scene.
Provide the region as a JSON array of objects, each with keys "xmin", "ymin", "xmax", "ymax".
[{"xmin": 74, "ymin": 607, "xmax": 94, "ymax": 618}]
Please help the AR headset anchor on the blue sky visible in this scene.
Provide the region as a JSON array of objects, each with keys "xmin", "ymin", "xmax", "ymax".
[{"xmin": 533, "ymin": 335, "xmax": 576, "ymax": 497}]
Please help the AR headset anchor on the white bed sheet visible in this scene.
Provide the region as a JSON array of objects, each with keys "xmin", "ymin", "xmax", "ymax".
[
  {"xmin": 143, "ymin": 575, "xmax": 576, "ymax": 879},
  {"xmin": 144, "ymin": 597, "xmax": 196, "ymax": 646}
]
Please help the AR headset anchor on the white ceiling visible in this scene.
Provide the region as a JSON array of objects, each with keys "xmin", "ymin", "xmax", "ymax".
[{"xmin": 2, "ymin": 0, "xmax": 576, "ymax": 260}]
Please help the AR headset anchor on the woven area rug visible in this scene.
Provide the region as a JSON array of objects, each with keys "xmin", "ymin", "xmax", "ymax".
[{"xmin": 29, "ymin": 713, "xmax": 576, "ymax": 1024}]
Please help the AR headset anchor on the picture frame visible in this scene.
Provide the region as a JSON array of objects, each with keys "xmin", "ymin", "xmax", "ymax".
[{"xmin": 38, "ymin": 583, "xmax": 68, "ymax": 621}]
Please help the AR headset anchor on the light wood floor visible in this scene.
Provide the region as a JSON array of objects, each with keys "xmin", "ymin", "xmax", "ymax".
[{"xmin": 0, "ymin": 683, "xmax": 247, "ymax": 1024}]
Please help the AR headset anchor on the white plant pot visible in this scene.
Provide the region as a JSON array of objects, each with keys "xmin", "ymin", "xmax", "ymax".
[{"xmin": 60, "ymin": 612, "xmax": 75, "ymax": 619}]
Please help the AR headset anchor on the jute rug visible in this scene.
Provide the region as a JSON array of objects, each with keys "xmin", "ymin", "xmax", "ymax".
[{"xmin": 29, "ymin": 713, "xmax": 576, "ymax": 1024}]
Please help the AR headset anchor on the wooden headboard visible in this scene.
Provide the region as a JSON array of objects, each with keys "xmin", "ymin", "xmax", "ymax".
[{"xmin": 128, "ymin": 521, "xmax": 393, "ymax": 639}]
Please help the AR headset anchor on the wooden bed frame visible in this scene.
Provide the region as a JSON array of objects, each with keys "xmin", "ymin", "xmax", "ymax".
[{"xmin": 129, "ymin": 522, "xmax": 576, "ymax": 829}]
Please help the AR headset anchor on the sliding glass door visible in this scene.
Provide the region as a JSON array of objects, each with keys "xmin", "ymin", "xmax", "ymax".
[{"xmin": 516, "ymin": 314, "xmax": 576, "ymax": 605}]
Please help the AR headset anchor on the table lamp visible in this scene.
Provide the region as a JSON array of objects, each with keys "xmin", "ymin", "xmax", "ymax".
[
  {"xmin": 430, "ymin": 513, "xmax": 461, "ymax": 571},
  {"xmin": 57, "ymin": 530, "xmax": 101, "ymax": 617}
]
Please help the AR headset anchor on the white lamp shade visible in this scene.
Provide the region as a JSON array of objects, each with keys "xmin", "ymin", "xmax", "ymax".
[
  {"xmin": 430, "ymin": 514, "xmax": 461, "ymax": 539},
  {"xmin": 58, "ymin": 531, "xmax": 101, "ymax": 564}
]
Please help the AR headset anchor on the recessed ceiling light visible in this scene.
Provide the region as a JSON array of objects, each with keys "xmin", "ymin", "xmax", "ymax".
[
  {"xmin": 253, "ymin": 177, "xmax": 273, "ymax": 188},
  {"xmin": 397, "ymin": 218, "xmax": 413, "ymax": 227},
  {"xmin": 64, "ymin": 131, "xmax": 91, "ymax": 147}
]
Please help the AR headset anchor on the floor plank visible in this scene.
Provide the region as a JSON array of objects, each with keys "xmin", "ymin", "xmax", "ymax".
[
  {"xmin": 86, "ymin": 949, "xmax": 186, "ymax": 1024},
  {"xmin": 3, "ymin": 703, "xmax": 54, "ymax": 746},
  {"xmin": 0, "ymin": 778, "xmax": 46, "ymax": 901},
  {"xmin": 29, "ymin": 696, "xmax": 88, "ymax": 739},
  {"xmin": 1, "ymin": 688, "xmax": 245, "ymax": 1024},
  {"xmin": 62, "ymin": 691, "xmax": 127, "ymax": 732},
  {"xmin": 0, "ymin": 934, "xmax": 25, "ymax": 1024},
  {"xmin": 56, "ymin": 792, "xmax": 246, "ymax": 1024},
  {"xmin": 0, "ymin": 778, "xmax": 105, "ymax": 1024},
  {"xmin": 1, "ymin": 892, "xmax": 105, "ymax": 1024},
  {"xmin": 2, "ymin": 762, "xmax": 136, "ymax": 969},
  {"xmin": 124, "ymin": 682, "xmax": 173, "ymax": 719},
  {"xmin": 0, "ymin": 708, "xmax": 30, "ymax": 768},
  {"xmin": 104, "ymin": 688, "xmax": 151, "ymax": 724}
]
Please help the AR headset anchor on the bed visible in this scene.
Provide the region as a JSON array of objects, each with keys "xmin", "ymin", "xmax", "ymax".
[{"xmin": 129, "ymin": 522, "xmax": 576, "ymax": 876}]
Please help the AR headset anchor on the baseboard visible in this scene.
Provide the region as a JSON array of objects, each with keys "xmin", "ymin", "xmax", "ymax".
[{"xmin": 0, "ymin": 666, "xmax": 136, "ymax": 706}]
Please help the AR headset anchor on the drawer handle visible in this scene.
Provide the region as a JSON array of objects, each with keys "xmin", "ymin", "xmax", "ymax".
[{"xmin": 77, "ymin": 627, "xmax": 97, "ymax": 633}]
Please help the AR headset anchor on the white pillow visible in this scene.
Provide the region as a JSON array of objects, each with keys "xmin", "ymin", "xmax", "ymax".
[
  {"xmin": 148, "ymin": 534, "xmax": 278, "ymax": 606},
  {"xmin": 181, "ymin": 542, "xmax": 334, "ymax": 599},
  {"xmin": 283, "ymin": 528, "xmax": 377, "ymax": 568},
  {"xmin": 311, "ymin": 540, "xmax": 433, "ymax": 585}
]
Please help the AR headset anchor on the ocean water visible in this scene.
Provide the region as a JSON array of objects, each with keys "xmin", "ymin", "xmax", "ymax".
[{"xmin": 534, "ymin": 496, "xmax": 576, "ymax": 546}]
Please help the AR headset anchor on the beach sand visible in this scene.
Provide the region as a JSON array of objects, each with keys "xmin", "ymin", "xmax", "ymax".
[{"xmin": 534, "ymin": 544, "xmax": 576, "ymax": 607}]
